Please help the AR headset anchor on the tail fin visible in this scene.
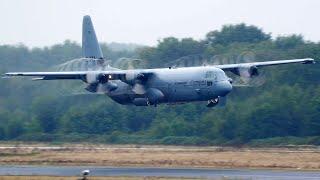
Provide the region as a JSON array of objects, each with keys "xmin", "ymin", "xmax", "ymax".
[{"xmin": 82, "ymin": 15, "xmax": 104, "ymax": 59}]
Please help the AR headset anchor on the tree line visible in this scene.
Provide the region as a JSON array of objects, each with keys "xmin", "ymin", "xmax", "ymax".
[{"xmin": 0, "ymin": 24, "xmax": 319, "ymax": 146}]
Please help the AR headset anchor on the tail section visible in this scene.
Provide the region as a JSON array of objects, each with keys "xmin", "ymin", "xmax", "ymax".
[{"xmin": 82, "ymin": 15, "xmax": 104, "ymax": 59}]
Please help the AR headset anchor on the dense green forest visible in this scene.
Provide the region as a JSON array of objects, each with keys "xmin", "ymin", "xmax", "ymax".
[{"xmin": 0, "ymin": 24, "xmax": 319, "ymax": 146}]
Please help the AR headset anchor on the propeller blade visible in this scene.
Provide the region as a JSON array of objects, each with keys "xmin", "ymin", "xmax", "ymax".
[
  {"xmin": 85, "ymin": 82, "xmax": 99, "ymax": 93},
  {"xmin": 86, "ymin": 72, "xmax": 98, "ymax": 84},
  {"xmin": 96, "ymin": 83, "xmax": 105, "ymax": 93},
  {"xmin": 132, "ymin": 83, "xmax": 146, "ymax": 94},
  {"xmin": 233, "ymin": 70, "xmax": 266, "ymax": 87}
]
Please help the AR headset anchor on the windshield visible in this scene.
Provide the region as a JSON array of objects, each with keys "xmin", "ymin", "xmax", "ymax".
[
  {"xmin": 205, "ymin": 69, "xmax": 227, "ymax": 81},
  {"xmin": 216, "ymin": 70, "xmax": 228, "ymax": 81}
]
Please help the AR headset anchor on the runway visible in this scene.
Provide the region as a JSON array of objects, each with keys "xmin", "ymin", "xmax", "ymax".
[{"xmin": 0, "ymin": 166, "xmax": 319, "ymax": 179}]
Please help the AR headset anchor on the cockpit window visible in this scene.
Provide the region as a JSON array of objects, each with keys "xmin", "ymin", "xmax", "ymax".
[
  {"xmin": 205, "ymin": 71, "xmax": 215, "ymax": 79},
  {"xmin": 216, "ymin": 71, "xmax": 223, "ymax": 79},
  {"xmin": 205, "ymin": 70, "xmax": 227, "ymax": 81}
]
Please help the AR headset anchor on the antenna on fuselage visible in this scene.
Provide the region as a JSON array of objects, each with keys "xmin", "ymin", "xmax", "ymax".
[{"xmin": 82, "ymin": 15, "xmax": 104, "ymax": 60}]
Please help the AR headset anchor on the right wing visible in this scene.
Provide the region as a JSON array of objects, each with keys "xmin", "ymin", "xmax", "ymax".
[{"xmin": 214, "ymin": 58, "xmax": 315, "ymax": 70}]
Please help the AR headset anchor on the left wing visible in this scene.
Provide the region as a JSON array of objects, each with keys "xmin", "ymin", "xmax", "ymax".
[
  {"xmin": 214, "ymin": 58, "xmax": 315, "ymax": 70},
  {"xmin": 5, "ymin": 71, "xmax": 87, "ymax": 80},
  {"xmin": 4, "ymin": 70, "xmax": 154, "ymax": 86},
  {"xmin": 4, "ymin": 71, "xmax": 126, "ymax": 81},
  {"xmin": 4, "ymin": 70, "xmax": 154, "ymax": 94}
]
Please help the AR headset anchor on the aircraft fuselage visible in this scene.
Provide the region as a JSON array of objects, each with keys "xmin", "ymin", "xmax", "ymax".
[{"xmin": 107, "ymin": 66, "xmax": 232, "ymax": 106}]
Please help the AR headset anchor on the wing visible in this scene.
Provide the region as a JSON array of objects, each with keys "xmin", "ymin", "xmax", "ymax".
[
  {"xmin": 5, "ymin": 71, "xmax": 87, "ymax": 80},
  {"xmin": 5, "ymin": 69, "xmax": 155, "ymax": 94},
  {"xmin": 215, "ymin": 58, "xmax": 315, "ymax": 70},
  {"xmin": 4, "ymin": 71, "xmax": 126, "ymax": 81},
  {"xmin": 4, "ymin": 58, "xmax": 315, "ymax": 80},
  {"xmin": 4, "ymin": 70, "xmax": 154, "ymax": 87}
]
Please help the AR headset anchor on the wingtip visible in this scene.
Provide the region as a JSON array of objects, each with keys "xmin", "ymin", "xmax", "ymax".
[
  {"xmin": 2, "ymin": 73, "xmax": 11, "ymax": 78},
  {"xmin": 3, "ymin": 72, "xmax": 24, "ymax": 76},
  {"xmin": 301, "ymin": 58, "xmax": 315, "ymax": 64},
  {"xmin": 4, "ymin": 72, "xmax": 15, "ymax": 76}
]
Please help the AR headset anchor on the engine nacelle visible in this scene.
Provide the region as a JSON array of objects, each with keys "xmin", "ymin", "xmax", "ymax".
[
  {"xmin": 232, "ymin": 66, "xmax": 259, "ymax": 77},
  {"xmin": 83, "ymin": 73, "xmax": 109, "ymax": 84},
  {"xmin": 121, "ymin": 71, "xmax": 152, "ymax": 85},
  {"xmin": 146, "ymin": 88, "xmax": 164, "ymax": 104},
  {"xmin": 132, "ymin": 98, "xmax": 150, "ymax": 106},
  {"xmin": 248, "ymin": 66, "xmax": 259, "ymax": 76},
  {"xmin": 106, "ymin": 82, "xmax": 118, "ymax": 91}
]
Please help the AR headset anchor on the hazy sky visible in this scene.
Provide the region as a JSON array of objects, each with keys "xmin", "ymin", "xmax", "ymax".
[{"xmin": 1, "ymin": 0, "xmax": 319, "ymax": 47}]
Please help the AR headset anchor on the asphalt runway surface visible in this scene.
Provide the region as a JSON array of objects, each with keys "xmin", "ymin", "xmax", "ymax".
[{"xmin": 0, "ymin": 166, "xmax": 320, "ymax": 179}]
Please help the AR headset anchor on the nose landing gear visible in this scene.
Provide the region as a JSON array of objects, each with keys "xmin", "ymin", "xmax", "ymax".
[{"xmin": 206, "ymin": 97, "xmax": 219, "ymax": 107}]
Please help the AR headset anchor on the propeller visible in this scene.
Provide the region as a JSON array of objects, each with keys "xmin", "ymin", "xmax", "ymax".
[
  {"xmin": 164, "ymin": 52, "xmax": 266, "ymax": 88},
  {"xmin": 49, "ymin": 58, "xmax": 112, "ymax": 95},
  {"xmin": 132, "ymin": 83, "xmax": 146, "ymax": 94},
  {"xmin": 205, "ymin": 51, "xmax": 266, "ymax": 87},
  {"xmin": 231, "ymin": 52, "xmax": 266, "ymax": 87},
  {"xmin": 53, "ymin": 57, "xmax": 149, "ymax": 95},
  {"xmin": 53, "ymin": 58, "xmax": 107, "ymax": 71},
  {"xmin": 85, "ymin": 72, "xmax": 103, "ymax": 93},
  {"xmin": 164, "ymin": 52, "xmax": 267, "ymax": 89},
  {"xmin": 112, "ymin": 58, "xmax": 148, "ymax": 94},
  {"xmin": 84, "ymin": 72, "xmax": 118, "ymax": 93}
]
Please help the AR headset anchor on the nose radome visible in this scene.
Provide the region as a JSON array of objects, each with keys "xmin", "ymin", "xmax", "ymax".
[
  {"xmin": 225, "ymin": 81, "xmax": 233, "ymax": 93},
  {"xmin": 217, "ymin": 80, "xmax": 232, "ymax": 96}
]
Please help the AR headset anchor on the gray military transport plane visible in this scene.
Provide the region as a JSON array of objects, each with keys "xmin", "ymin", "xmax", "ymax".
[{"xmin": 4, "ymin": 15, "xmax": 316, "ymax": 107}]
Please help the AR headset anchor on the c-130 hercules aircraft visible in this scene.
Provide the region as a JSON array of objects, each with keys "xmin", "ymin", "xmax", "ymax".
[{"xmin": 5, "ymin": 16, "xmax": 316, "ymax": 107}]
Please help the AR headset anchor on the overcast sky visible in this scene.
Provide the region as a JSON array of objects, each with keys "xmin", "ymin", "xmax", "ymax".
[{"xmin": 1, "ymin": 0, "xmax": 319, "ymax": 47}]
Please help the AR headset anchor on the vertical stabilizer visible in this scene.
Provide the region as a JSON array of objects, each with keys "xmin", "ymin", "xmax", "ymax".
[{"xmin": 82, "ymin": 15, "xmax": 104, "ymax": 59}]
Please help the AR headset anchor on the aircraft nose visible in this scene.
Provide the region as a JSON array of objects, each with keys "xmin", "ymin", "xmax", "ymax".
[{"xmin": 216, "ymin": 80, "xmax": 232, "ymax": 96}]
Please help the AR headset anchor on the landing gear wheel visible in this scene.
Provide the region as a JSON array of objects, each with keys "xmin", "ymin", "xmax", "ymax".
[
  {"xmin": 207, "ymin": 97, "xmax": 219, "ymax": 107},
  {"xmin": 213, "ymin": 97, "xmax": 219, "ymax": 103}
]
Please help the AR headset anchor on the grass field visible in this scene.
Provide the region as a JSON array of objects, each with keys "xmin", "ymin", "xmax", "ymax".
[{"xmin": 0, "ymin": 143, "xmax": 319, "ymax": 170}]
